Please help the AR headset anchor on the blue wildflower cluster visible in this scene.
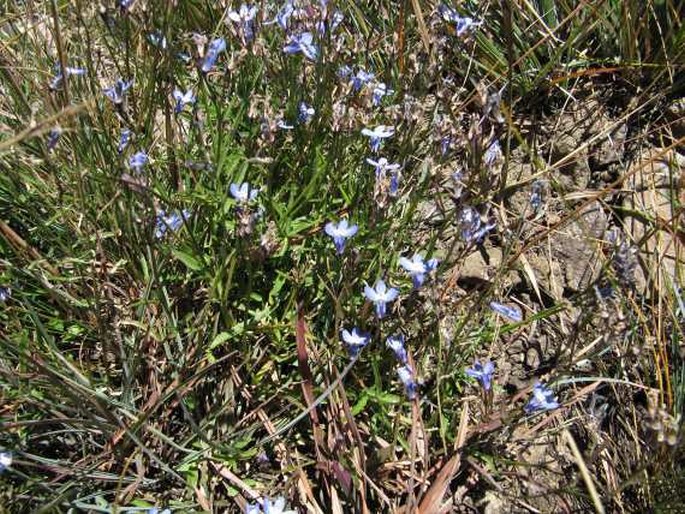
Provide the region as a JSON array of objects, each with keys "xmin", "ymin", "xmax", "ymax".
[
  {"xmin": 283, "ymin": 32, "xmax": 318, "ymax": 60},
  {"xmin": 464, "ymin": 359, "xmax": 559, "ymax": 415},
  {"xmin": 129, "ymin": 151, "xmax": 148, "ymax": 173},
  {"xmin": 98, "ymin": 0, "xmax": 565, "ymax": 438},
  {"xmin": 399, "ymin": 254, "xmax": 439, "ymax": 289},
  {"xmin": 172, "ymin": 88, "xmax": 196, "ymax": 113},
  {"xmin": 367, "ymin": 157, "xmax": 402, "ymax": 199},
  {"xmin": 386, "ymin": 335, "xmax": 418, "ymax": 399},
  {"xmin": 459, "ymin": 206, "xmax": 496, "ymax": 245},
  {"xmin": 364, "ymin": 279, "xmax": 399, "ymax": 319},
  {"xmin": 117, "ymin": 128, "xmax": 132, "ymax": 154},
  {"xmin": 329, "ymin": 226, "xmax": 438, "ymax": 398},
  {"xmin": 361, "ymin": 125, "xmax": 395, "ymax": 153},
  {"xmin": 47, "ymin": 128, "xmax": 61, "ymax": 151},
  {"xmin": 230, "ymin": 182, "xmax": 260, "ymax": 203}
]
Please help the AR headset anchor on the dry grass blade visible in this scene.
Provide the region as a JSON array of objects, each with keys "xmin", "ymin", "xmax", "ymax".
[
  {"xmin": 410, "ymin": 0, "xmax": 432, "ymax": 58},
  {"xmin": 416, "ymin": 402, "xmax": 469, "ymax": 514},
  {"xmin": 563, "ymin": 428, "xmax": 606, "ymax": 514},
  {"xmin": 212, "ymin": 462, "xmax": 261, "ymax": 509},
  {"xmin": 0, "ymin": 220, "xmax": 60, "ymax": 276},
  {"xmin": 295, "ymin": 303, "xmax": 323, "ymax": 450},
  {"xmin": 519, "ymin": 253, "xmax": 542, "ymax": 305}
]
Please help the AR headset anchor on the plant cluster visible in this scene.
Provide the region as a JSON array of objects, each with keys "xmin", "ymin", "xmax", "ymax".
[{"xmin": 0, "ymin": 0, "xmax": 683, "ymax": 512}]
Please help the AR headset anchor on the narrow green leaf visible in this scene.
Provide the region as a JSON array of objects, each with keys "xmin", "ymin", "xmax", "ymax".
[{"xmin": 172, "ymin": 249, "xmax": 203, "ymax": 271}]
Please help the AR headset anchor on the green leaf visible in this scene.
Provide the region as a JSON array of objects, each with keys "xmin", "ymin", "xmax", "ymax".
[
  {"xmin": 210, "ymin": 331, "xmax": 232, "ymax": 350},
  {"xmin": 351, "ymin": 392, "xmax": 370, "ymax": 415},
  {"xmin": 172, "ymin": 249, "xmax": 203, "ymax": 271}
]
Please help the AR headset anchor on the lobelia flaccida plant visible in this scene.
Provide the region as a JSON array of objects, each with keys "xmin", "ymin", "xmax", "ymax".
[
  {"xmin": 466, "ymin": 359, "xmax": 496, "ymax": 412},
  {"xmin": 6, "ymin": 0, "xmax": 678, "ymax": 509}
]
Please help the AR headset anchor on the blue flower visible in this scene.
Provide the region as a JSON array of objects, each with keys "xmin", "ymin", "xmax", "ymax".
[
  {"xmin": 148, "ymin": 508, "xmax": 171, "ymax": 514},
  {"xmin": 263, "ymin": 496, "xmax": 296, "ymax": 514},
  {"xmin": 277, "ymin": 119, "xmax": 294, "ymax": 130},
  {"xmin": 459, "ymin": 206, "xmax": 495, "ymax": 244},
  {"xmin": 389, "ymin": 173, "xmax": 401, "ymax": 196},
  {"xmin": 154, "ymin": 209, "xmax": 189, "ymax": 239},
  {"xmin": 397, "ymin": 364, "xmax": 418, "ymax": 399},
  {"xmin": 438, "ymin": 4, "xmax": 482, "ymax": 37},
  {"xmin": 272, "ymin": 1, "xmax": 295, "ymax": 31},
  {"xmin": 129, "ymin": 151, "xmax": 148, "ymax": 173},
  {"xmin": 230, "ymin": 182, "xmax": 259, "ymax": 202},
  {"xmin": 317, "ymin": 9, "xmax": 344, "ymax": 35},
  {"xmin": 118, "ymin": 128, "xmax": 132, "ymax": 154},
  {"xmin": 366, "ymin": 157, "xmax": 402, "ymax": 196},
  {"xmin": 371, "ymin": 82, "xmax": 393, "ymax": 106},
  {"xmin": 228, "ymin": 4, "xmax": 258, "ymax": 42},
  {"xmin": 524, "ymin": 381, "xmax": 560, "ymax": 414},
  {"xmin": 0, "ymin": 286, "xmax": 10, "ymax": 302},
  {"xmin": 246, "ymin": 504, "xmax": 262, "ymax": 514},
  {"xmin": 341, "ymin": 328, "xmax": 370, "ymax": 358},
  {"xmin": 437, "ymin": 4, "xmax": 459, "ymax": 22},
  {"xmin": 361, "ymin": 125, "xmax": 395, "ymax": 153},
  {"xmin": 103, "ymin": 78, "xmax": 133, "ymax": 104},
  {"xmin": 201, "ymin": 37, "xmax": 227, "ymax": 73},
  {"xmin": 483, "ymin": 140, "xmax": 502, "ymax": 167},
  {"xmin": 386, "ymin": 335, "xmax": 408, "ymax": 364},
  {"xmin": 441, "ymin": 135, "xmax": 452, "ymax": 156},
  {"xmin": 489, "ymin": 301, "xmax": 522, "ymax": 322},
  {"xmin": 364, "ymin": 279, "xmax": 399, "ymax": 319},
  {"xmin": 352, "ymin": 69, "xmax": 375, "ymax": 91},
  {"xmin": 324, "ymin": 219, "xmax": 358, "ymax": 254},
  {"xmin": 49, "ymin": 63, "xmax": 86, "ymax": 90},
  {"xmin": 47, "ymin": 128, "xmax": 61, "ymax": 151},
  {"xmin": 148, "ymin": 31, "xmax": 167, "ymax": 49},
  {"xmin": 298, "ymin": 102, "xmax": 315, "ymax": 124},
  {"xmin": 0, "ymin": 451, "xmax": 12, "ymax": 473},
  {"xmin": 465, "ymin": 359, "xmax": 495, "ymax": 391},
  {"xmin": 337, "ymin": 64, "xmax": 353, "ymax": 79},
  {"xmin": 117, "ymin": 0, "xmax": 134, "ymax": 11},
  {"xmin": 366, "ymin": 157, "xmax": 400, "ymax": 179},
  {"xmin": 530, "ymin": 180, "xmax": 545, "ymax": 211},
  {"xmin": 283, "ymin": 32, "xmax": 318, "ymax": 60},
  {"xmin": 399, "ymin": 254, "xmax": 438, "ymax": 289},
  {"xmin": 227, "ymin": 5, "xmax": 258, "ymax": 24},
  {"xmin": 455, "ymin": 16, "xmax": 481, "ymax": 36},
  {"xmin": 172, "ymin": 88, "xmax": 196, "ymax": 113},
  {"xmin": 245, "ymin": 496, "xmax": 298, "ymax": 514}
]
